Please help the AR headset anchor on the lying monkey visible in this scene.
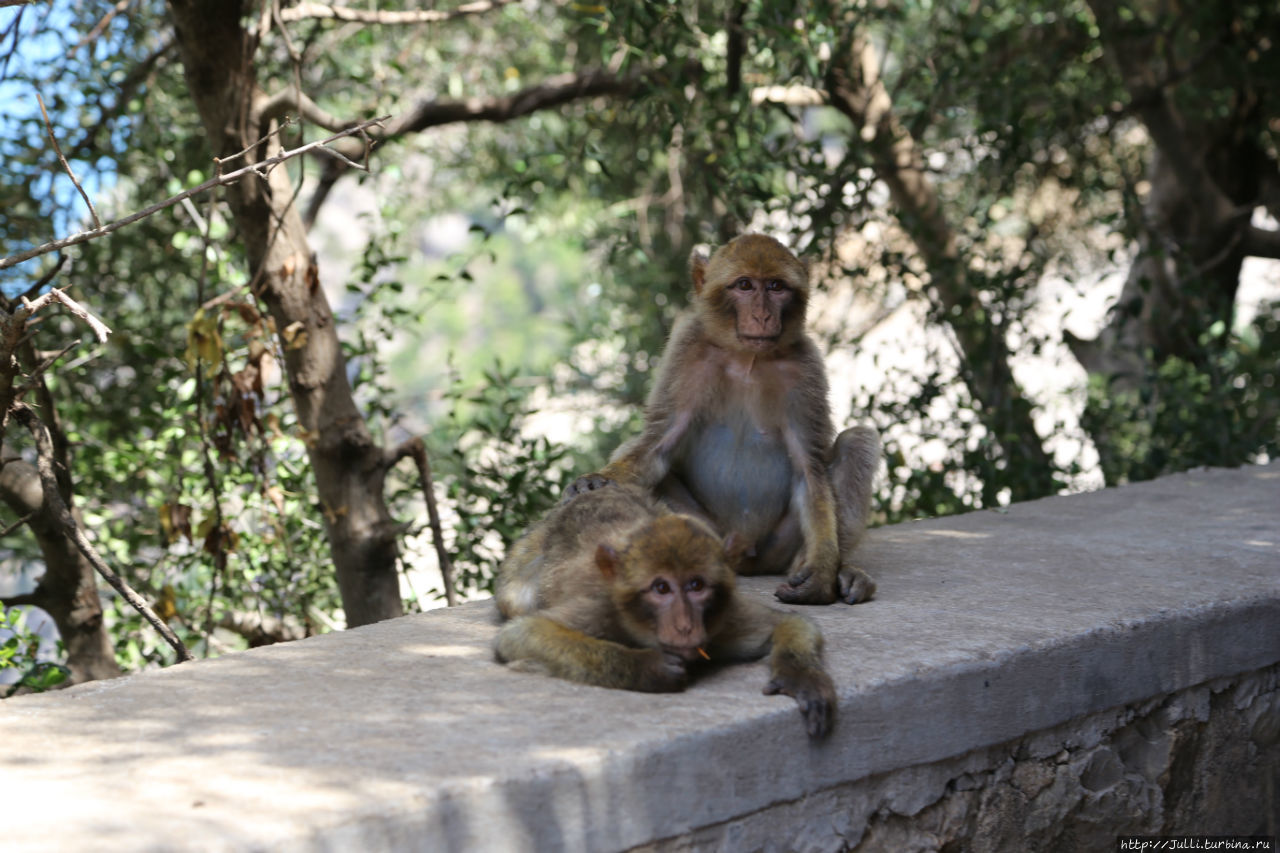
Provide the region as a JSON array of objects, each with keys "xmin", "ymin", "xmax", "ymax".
[{"xmin": 494, "ymin": 482, "xmax": 837, "ymax": 738}]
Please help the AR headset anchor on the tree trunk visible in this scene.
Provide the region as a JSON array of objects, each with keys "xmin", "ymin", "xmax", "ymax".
[
  {"xmin": 1073, "ymin": 0, "xmax": 1280, "ymax": 382},
  {"xmin": 166, "ymin": 0, "xmax": 402, "ymax": 626},
  {"xmin": 0, "ymin": 459, "xmax": 122, "ymax": 684},
  {"xmin": 825, "ymin": 39, "xmax": 1057, "ymax": 501}
]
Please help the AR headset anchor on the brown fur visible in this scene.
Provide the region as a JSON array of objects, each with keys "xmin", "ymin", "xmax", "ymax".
[
  {"xmin": 567, "ymin": 234, "xmax": 881, "ymax": 605},
  {"xmin": 495, "ymin": 483, "xmax": 837, "ymax": 738}
]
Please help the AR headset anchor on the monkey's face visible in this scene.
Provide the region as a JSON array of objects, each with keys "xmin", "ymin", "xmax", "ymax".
[
  {"xmin": 694, "ymin": 234, "xmax": 809, "ymax": 353},
  {"xmin": 718, "ymin": 275, "xmax": 798, "ymax": 350},
  {"xmin": 633, "ymin": 572, "xmax": 719, "ymax": 659},
  {"xmin": 606, "ymin": 516, "xmax": 735, "ymax": 656}
]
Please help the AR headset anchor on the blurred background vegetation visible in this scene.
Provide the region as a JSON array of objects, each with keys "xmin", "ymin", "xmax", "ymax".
[{"xmin": 1, "ymin": 0, "xmax": 1276, "ymax": 687}]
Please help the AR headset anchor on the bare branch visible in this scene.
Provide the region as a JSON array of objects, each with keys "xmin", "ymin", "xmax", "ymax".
[
  {"xmin": 389, "ymin": 437, "xmax": 457, "ymax": 607},
  {"xmin": 0, "ymin": 115, "xmax": 389, "ymax": 272},
  {"xmin": 37, "ymin": 93, "xmax": 101, "ymax": 230},
  {"xmin": 22, "ymin": 289, "xmax": 110, "ymax": 343},
  {"xmin": 214, "ymin": 114, "xmax": 298, "ymax": 170},
  {"xmin": 9, "ymin": 253, "xmax": 66, "ymax": 305},
  {"xmin": 307, "ymin": 63, "xmax": 689, "ymax": 222},
  {"xmin": 70, "ymin": 0, "xmax": 130, "ymax": 55},
  {"xmin": 14, "ymin": 338, "xmax": 81, "ymax": 398},
  {"xmin": 11, "ymin": 404, "xmax": 194, "ymax": 662},
  {"xmin": 388, "ymin": 65, "xmax": 665, "ymax": 137},
  {"xmin": 278, "ymin": 0, "xmax": 519, "ymax": 25},
  {"xmin": 0, "ymin": 511, "xmax": 34, "ymax": 537},
  {"xmin": 257, "ymin": 88, "xmax": 348, "ymax": 131}
]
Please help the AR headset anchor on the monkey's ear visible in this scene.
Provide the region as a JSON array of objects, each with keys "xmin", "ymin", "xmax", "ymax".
[
  {"xmin": 689, "ymin": 249, "xmax": 710, "ymax": 295},
  {"xmin": 595, "ymin": 543, "xmax": 620, "ymax": 580}
]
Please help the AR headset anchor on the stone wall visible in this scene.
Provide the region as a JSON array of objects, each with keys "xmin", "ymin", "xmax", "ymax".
[
  {"xmin": 4, "ymin": 463, "xmax": 1278, "ymax": 851},
  {"xmin": 644, "ymin": 664, "xmax": 1280, "ymax": 852}
]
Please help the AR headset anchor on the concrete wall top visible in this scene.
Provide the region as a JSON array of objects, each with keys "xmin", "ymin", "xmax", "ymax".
[{"xmin": 4, "ymin": 463, "xmax": 1279, "ymax": 851}]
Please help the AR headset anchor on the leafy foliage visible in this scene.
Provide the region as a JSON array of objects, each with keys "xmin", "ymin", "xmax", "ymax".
[
  {"xmin": 0, "ymin": 607, "xmax": 68, "ymax": 696},
  {"xmin": 1083, "ymin": 307, "xmax": 1280, "ymax": 484},
  {"xmin": 436, "ymin": 365, "xmax": 575, "ymax": 598}
]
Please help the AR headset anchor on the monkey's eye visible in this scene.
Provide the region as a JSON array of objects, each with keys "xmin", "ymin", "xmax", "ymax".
[
  {"xmin": 733, "ymin": 277, "xmax": 753, "ymax": 291},
  {"xmin": 686, "ymin": 577, "xmax": 705, "ymax": 592},
  {"xmin": 651, "ymin": 579, "xmax": 672, "ymax": 595},
  {"xmin": 766, "ymin": 279, "xmax": 786, "ymax": 292}
]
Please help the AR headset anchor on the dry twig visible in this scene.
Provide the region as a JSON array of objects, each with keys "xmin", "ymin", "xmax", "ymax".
[{"xmin": 21, "ymin": 288, "xmax": 111, "ymax": 344}]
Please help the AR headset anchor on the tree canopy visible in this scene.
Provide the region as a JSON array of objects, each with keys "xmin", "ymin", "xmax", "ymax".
[{"xmin": 1, "ymin": 0, "xmax": 1276, "ymax": 687}]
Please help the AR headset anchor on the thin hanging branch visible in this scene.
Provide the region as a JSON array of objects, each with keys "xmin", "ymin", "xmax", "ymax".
[
  {"xmin": 390, "ymin": 437, "xmax": 458, "ymax": 607},
  {"xmin": 36, "ymin": 92, "xmax": 101, "ymax": 229},
  {"xmin": 0, "ymin": 115, "xmax": 388, "ymax": 272},
  {"xmin": 11, "ymin": 404, "xmax": 195, "ymax": 662}
]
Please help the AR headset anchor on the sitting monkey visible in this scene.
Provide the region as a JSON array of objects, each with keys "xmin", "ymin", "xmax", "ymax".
[
  {"xmin": 566, "ymin": 234, "xmax": 881, "ymax": 606},
  {"xmin": 494, "ymin": 482, "xmax": 837, "ymax": 739}
]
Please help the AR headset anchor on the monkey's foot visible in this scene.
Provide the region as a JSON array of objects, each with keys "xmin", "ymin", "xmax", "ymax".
[
  {"xmin": 838, "ymin": 566, "xmax": 876, "ymax": 605},
  {"xmin": 561, "ymin": 472, "xmax": 614, "ymax": 504},
  {"xmin": 774, "ymin": 567, "xmax": 839, "ymax": 605}
]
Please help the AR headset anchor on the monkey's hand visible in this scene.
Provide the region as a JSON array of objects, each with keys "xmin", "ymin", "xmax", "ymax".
[
  {"xmin": 775, "ymin": 550, "xmax": 839, "ymax": 605},
  {"xmin": 837, "ymin": 565, "xmax": 876, "ymax": 605},
  {"xmin": 561, "ymin": 472, "xmax": 614, "ymax": 504},
  {"xmin": 631, "ymin": 648, "xmax": 690, "ymax": 693},
  {"xmin": 764, "ymin": 666, "xmax": 837, "ymax": 739}
]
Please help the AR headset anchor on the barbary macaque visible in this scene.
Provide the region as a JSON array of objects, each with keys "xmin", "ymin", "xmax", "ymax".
[
  {"xmin": 566, "ymin": 234, "xmax": 880, "ymax": 605},
  {"xmin": 494, "ymin": 483, "xmax": 837, "ymax": 739}
]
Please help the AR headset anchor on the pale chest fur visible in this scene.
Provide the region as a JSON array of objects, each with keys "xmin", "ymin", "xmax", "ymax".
[{"xmin": 670, "ymin": 346, "xmax": 804, "ymax": 538}]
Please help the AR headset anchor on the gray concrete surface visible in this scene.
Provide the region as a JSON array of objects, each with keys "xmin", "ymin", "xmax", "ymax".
[{"xmin": 3, "ymin": 463, "xmax": 1278, "ymax": 851}]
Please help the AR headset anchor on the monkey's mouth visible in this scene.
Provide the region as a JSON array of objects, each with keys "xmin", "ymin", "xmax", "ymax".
[
  {"xmin": 738, "ymin": 334, "xmax": 780, "ymax": 350},
  {"xmin": 665, "ymin": 644, "xmax": 709, "ymax": 662}
]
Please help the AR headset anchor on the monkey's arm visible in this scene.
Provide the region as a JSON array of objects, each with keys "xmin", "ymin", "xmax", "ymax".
[
  {"xmin": 763, "ymin": 613, "xmax": 837, "ymax": 738},
  {"xmin": 494, "ymin": 615, "xmax": 688, "ymax": 692},
  {"xmin": 708, "ymin": 599, "xmax": 836, "ymax": 739},
  {"xmin": 565, "ymin": 323, "xmax": 702, "ymax": 500},
  {"xmin": 774, "ymin": 429, "xmax": 842, "ymax": 605}
]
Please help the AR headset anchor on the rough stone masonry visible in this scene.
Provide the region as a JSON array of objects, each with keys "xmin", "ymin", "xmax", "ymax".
[{"xmin": 4, "ymin": 463, "xmax": 1278, "ymax": 851}]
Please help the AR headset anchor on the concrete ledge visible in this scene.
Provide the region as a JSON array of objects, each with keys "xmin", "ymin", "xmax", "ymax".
[{"xmin": 5, "ymin": 463, "xmax": 1279, "ymax": 851}]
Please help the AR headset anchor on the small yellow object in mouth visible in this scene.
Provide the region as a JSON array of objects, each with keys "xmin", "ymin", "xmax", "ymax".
[{"xmin": 697, "ymin": 647, "xmax": 710, "ymax": 660}]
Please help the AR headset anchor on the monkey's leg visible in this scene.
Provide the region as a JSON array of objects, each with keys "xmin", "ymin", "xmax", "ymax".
[
  {"xmin": 493, "ymin": 528, "xmax": 550, "ymax": 620},
  {"xmin": 658, "ymin": 474, "xmax": 804, "ymax": 577},
  {"xmin": 828, "ymin": 425, "xmax": 881, "ymax": 605},
  {"xmin": 775, "ymin": 473, "xmax": 842, "ymax": 606},
  {"xmin": 494, "ymin": 615, "xmax": 688, "ymax": 692}
]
